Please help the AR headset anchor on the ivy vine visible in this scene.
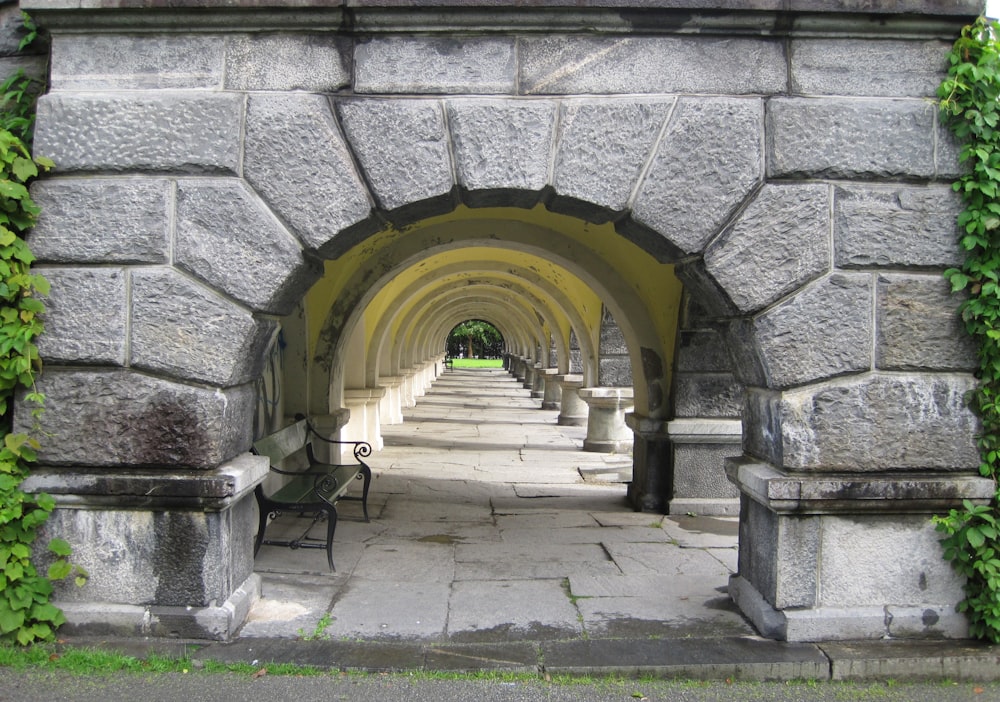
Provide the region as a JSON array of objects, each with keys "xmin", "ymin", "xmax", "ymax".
[
  {"xmin": 0, "ymin": 11, "xmax": 84, "ymax": 646},
  {"xmin": 937, "ymin": 15, "xmax": 1000, "ymax": 644}
]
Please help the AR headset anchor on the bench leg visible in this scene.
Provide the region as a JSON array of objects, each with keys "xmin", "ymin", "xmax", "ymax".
[
  {"xmin": 325, "ymin": 504, "xmax": 338, "ymax": 571},
  {"xmin": 254, "ymin": 485, "xmax": 269, "ymax": 557},
  {"xmin": 358, "ymin": 463, "xmax": 372, "ymax": 522}
]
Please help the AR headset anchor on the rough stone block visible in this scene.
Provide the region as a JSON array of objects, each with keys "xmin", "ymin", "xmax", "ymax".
[
  {"xmin": 0, "ymin": 5, "xmax": 37, "ymax": 56},
  {"xmin": 17, "ymin": 370, "xmax": 254, "ymax": 469},
  {"xmin": 672, "ymin": 374, "xmax": 743, "ymax": 418},
  {"xmin": 355, "ymin": 36, "xmax": 515, "ymax": 94},
  {"xmin": 598, "ymin": 357, "xmax": 632, "ymax": 387},
  {"xmin": 34, "ymin": 93, "xmax": 242, "ymax": 174},
  {"xmin": 672, "ymin": 444, "xmax": 741, "ymax": 500},
  {"xmin": 877, "ymin": 274, "xmax": 976, "ymax": 372},
  {"xmin": 552, "ymin": 98, "xmax": 673, "ymax": 213},
  {"xmin": 520, "ymin": 35, "xmax": 786, "ymax": 95},
  {"xmin": 36, "ymin": 266, "xmax": 127, "ymax": 365},
  {"xmin": 243, "ymin": 93, "xmax": 374, "ymax": 256},
  {"xmin": 705, "ymin": 183, "xmax": 830, "ymax": 313},
  {"xmin": 768, "ymin": 97, "xmax": 937, "ymax": 179},
  {"xmin": 336, "ymin": 99, "xmax": 453, "ymax": 211},
  {"xmin": 447, "ymin": 98, "xmax": 556, "ymax": 201},
  {"xmin": 225, "ymin": 34, "xmax": 350, "ymax": 91},
  {"xmin": 743, "ymin": 375, "xmax": 980, "ymax": 472},
  {"xmin": 754, "ymin": 274, "xmax": 872, "ymax": 389},
  {"xmin": 819, "ymin": 515, "xmax": 964, "ymax": 609},
  {"xmin": 834, "ymin": 185, "xmax": 963, "ymax": 269},
  {"xmin": 50, "ymin": 34, "xmax": 224, "ymax": 90},
  {"xmin": 675, "ymin": 329, "xmax": 733, "ymax": 374},
  {"xmin": 174, "ymin": 178, "xmax": 323, "ymax": 315},
  {"xmin": 29, "ymin": 178, "xmax": 171, "ymax": 264},
  {"xmin": 937, "ymin": 120, "xmax": 965, "ymax": 180},
  {"xmin": 629, "ymin": 97, "xmax": 763, "ymax": 255},
  {"xmin": 131, "ymin": 268, "xmax": 278, "ymax": 387},
  {"xmin": 790, "ymin": 38, "xmax": 949, "ymax": 98}
]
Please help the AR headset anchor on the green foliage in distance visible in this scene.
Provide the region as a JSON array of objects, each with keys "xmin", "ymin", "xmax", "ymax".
[
  {"xmin": 447, "ymin": 319, "xmax": 503, "ymax": 359},
  {"xmin": 937, "ymin": 15, "xmax": 1000, "ymax": 643},
  {"xmin": 0, "ymin": 11, "xmax": 85, "ymax": 646}
]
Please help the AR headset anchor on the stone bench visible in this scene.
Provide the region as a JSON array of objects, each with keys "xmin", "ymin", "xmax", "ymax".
[{"xmin": 252, "ymin": 417, "xmax": 372, "ymax": 570}]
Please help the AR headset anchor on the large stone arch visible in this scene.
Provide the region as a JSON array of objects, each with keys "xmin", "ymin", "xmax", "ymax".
[{"xmin": 18, "ymin": 0, "xmax": 994, "ymax": 643}]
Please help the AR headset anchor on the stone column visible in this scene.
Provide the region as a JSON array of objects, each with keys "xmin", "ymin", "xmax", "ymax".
[
  {"xmin": 530, "ymin": 363, "xmax": 545, "ymax": 399},
  {"xmin": 555, "ymin": 374, "xmax": 587, "ymax": 426},
  {"xmin": 579, "ymin": 387, "xmax": 634, "ymax": 453},
  {"xmin": 624, "ymin": 413, "xmax": 670, "ymax": 512},
  {"xmin": 522, "ymin": 360, "xmax": 536, "ymax": 391},
  {"xmin": 540, "ymin": 368, "xmax": 561, "ymax": 410},
  {"xmin": 400, "ymin": 368, "xmax": 417, "ymax": 408},
  {"xmin": 343, "ymin": 387, "xmax": 386, "ymax": 452},
  {"xmin": 378, "ymin": 375, "xmax": 405, "ymax": 425}
]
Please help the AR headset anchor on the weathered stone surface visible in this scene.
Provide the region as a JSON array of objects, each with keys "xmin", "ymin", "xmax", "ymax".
[
  {"xmin": 174, "ymin": 179, "xmax": 322, "ymax": 315},
  {"xmin": 768, "ymin": 97, "xmax": 937, "ymax": 179},
  {"xmin": 790, "ymin": 38, "xmax": 949, "ymax": 98},
  {"xmin": 336, "ymin": 99, "xmax": 453, "ymax": 211},
  {"xmin": 552, "ymin": 98, "xmax": 673, "ymax": 212},
  {"xmin": 355, "ymin": 36, "xmax": 515, "ymax": 94},
  {"xmin": 447, "ymin": 98, "xmax": 556, "ymax": 201},
  {"xmin": 34, "ymin": 93, "xmax": 242, "ymax": 174},
  {"xmin": 520, "ymin": 35, "xmax": 786, "ymax": 95},
  {"xmin": 50, "ymin": 34, "xmax": 224, "ymax": 89},
  {"xmin": 936, "ymin": 120, "xmax": 965, "ymax": 180},
  {"xmin": 225, "ymin": 33, "xmax": 350, "ymax": 91},
  {"xmin": 754, "ymin": 274, "xmax": 872, "ymax": 389},
  {"xmin": 17, "ymin": 370, "xmax": 254, "ymax": 469},
  {"xmin": 705, "ymin": 183, "xmax": 830, "ymax": 313},
  {"xmin": 673, "ymin": 374, "xmax": 743, "ymax": 418},
  {"xmin": 243, "ymin": 93, "xmax": 373, "ymax": 255},
  {"xmin": 819, "ymin": 515, "xmax": 964, "ymax": 608},
  {"xmin": 743, "ymin": 375, "xmax": 980, "ymax": 472},
  {"xmin": 672, "ymin": 444, "xmax": 741, "ymax": 500},
  {"xmin": 675, "ymin": 329, "xmax": 732, "ymax": 374},
  {"xmin": 877, "ymin": 274, "xmax": 976, "ymax": 372},
  {"xmin": 29, "ymin": 178, "xmax": 170, "ymax": 264},
  {"xmin": 834, "ymin": 185, "xmax": 963, "ymax": 269},
  {"xmin": 598, "ymin": 357, "xmax": 632, "ymax": 388},
  {"xmin": 630, "ymin": 97, "xmax": 763, "ymax": 255},
  {"xmin": 131, "ymin": 268, "xmax": 278, "ymax": 386},
  {"xmin": 36, "ymin": 266, "xmax": 127, "ymax": 365},
  {"xmin": 0, "ymin": 4, "xmax": 37, "ymax": 57}
]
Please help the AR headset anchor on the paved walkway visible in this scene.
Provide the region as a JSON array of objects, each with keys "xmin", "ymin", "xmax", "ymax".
[{"xmin": 245, "ymin": 367, "xmax": 748, "ymax": 643}]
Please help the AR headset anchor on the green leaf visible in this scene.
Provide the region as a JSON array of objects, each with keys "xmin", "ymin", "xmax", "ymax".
[{"xmin": 46, "ymin": 537, "xmax": 71, "ymax": 557}]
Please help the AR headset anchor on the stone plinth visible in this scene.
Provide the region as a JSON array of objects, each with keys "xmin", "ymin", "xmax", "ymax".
[
  {"xmin": 524, "ymin": 362, "xmax": 537, "ymax": 392},
  {"xmin": 579, "ymin": 386, "xmax": 634, "ymax": 453},
  {"xmin": 343, "ymin": 386, "xmax": 386, "ymax": 453},
  {"xmin": 624, "ymin": 413, "xmax": 669, "ymax": 512},
  {"xmin": 726, "ymin": 457, "xmax": 996, "ymax": 642},
  {"xmin": 555, "ymin": 374, "xmax": 586, "ymax": 426},
  {"xmin": 21, "ymin": 453, "xmax": 267, "ymax": 640},
  {"xmin": 540, "ymin": 368, "xmax": 560, "ymax": 408},
  {"xmin": 378, "ymin": 375, "xmax": 405, "ymax": 425},
  {"xmin": 667, "ymin": 418, "xmax": 741, "ymax": 516}
]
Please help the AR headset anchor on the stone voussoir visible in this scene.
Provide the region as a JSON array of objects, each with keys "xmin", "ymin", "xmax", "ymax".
[
  {"xmin": 705, "ymin": 182, "xmax": 831, "ymax": 314},
  {"xmin": 34, "ymin": 92, "xmax": 243, "ymax": 174},
  {"xmin": 242, "ymin": 93, "xmax": 374, "ymax": 255},
  {"xmin": 336, "ymin": 98, "xmax": 454, "ymax": 212},
  {"xmin": 130, "ymin": 267, "xmax": 278, "ymax": 387},
  {"xmin": 629, "ymin": 96, "xmax": 764, "ymax": 255},
  {"xmin": 753, "ymin": 273, "xmax": 873, "ymax": 389},
  {"xmin": 174, "ymin": 178, "xmax": 323, "ymax": 315}
]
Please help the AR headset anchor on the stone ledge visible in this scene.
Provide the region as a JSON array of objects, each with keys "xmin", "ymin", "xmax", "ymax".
[
  {"xmin": 668, "ymin": 418, "xmax": 742, "ymax": 444},
  {"xmin": 21, "ymin": 453, "xmax": 268, "ymax": 511},
  {"xmin": 726, "ymin": 457, "xmax": 996, "ymax": 514}
]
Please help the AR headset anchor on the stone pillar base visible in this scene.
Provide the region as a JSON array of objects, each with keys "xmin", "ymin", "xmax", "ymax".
[
  {"xmin": 540, "ymin": 368, "xmax": 561, "ymax": 409},
  {"xmin": 530, "ymin": 363, "xmax": 544, "ymax": 398},
  {"xmin": 378, "ymin": 376, "xmax": 405, "ymax": 425},
  {"xmin": 667, "ymin": 418, "xmax": 741, "ymax": 516},
  {"xmin": 726, "ymin": 457, "xmax": 996, "ymax": 642},
  {"xmin": 579, "ymin": 387, "xmax": 634, "ymax": 453},
  {"xmin": 343, "ymin": 386, "xmax": 387, "ymax": 452},
  {"xmin": 555, "ymin": 374, "xmax": 587, "ymax": 426}
]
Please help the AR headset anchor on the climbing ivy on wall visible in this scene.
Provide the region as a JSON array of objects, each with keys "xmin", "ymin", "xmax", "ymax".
[
  {"xmin": 0, "ymin": 11, "xmax": 84, "ymax": 646},
  {"xmin": 937, "ymin": 15, "xmax": 1000, "ymax": 644}
]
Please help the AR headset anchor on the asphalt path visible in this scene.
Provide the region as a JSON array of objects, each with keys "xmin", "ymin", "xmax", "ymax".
[{"xmin": 1, "ymin": 669, "xmax": 997, "ymax": 702}]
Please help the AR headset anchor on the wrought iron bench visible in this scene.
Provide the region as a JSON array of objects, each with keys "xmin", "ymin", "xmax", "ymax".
[{"xmin": 252, "ymin": 417, "xmax": 372, "ymax": 570}]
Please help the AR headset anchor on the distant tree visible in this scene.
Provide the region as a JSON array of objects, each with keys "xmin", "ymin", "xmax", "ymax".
[{"xmin": 447, "ymin": 320, "xmax": 503, "ymax": 358}]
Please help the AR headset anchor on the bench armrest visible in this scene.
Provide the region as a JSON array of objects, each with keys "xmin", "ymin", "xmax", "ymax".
[{"xmin": 304, "ymin": 421, "xmax": 372, "ymax": 462}]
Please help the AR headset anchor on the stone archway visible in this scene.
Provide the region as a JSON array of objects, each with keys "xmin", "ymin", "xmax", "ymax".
[{"xmin": 17, "ymin": 0, "xmax": 994, "ymax": 642}]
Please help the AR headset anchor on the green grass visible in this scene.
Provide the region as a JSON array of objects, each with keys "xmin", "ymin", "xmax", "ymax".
[{"xmin": 449, "ymin": 358, "xmax": 503, "ymax": 368}]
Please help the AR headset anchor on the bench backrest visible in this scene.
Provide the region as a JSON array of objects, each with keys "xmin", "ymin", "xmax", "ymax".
[{"xmin": 253, "ymin": 418, "xmax": 312, "ymax": 470}]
